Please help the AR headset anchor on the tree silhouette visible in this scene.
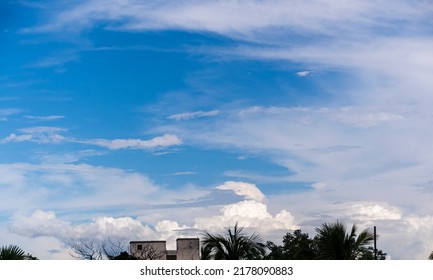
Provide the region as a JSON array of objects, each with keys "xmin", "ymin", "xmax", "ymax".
[
  {"xmin": 315, "ymin": 221, "xmax": 374, "ymax": 260},
  {"xmin": 201, "ymin": 223, "xmax": 265, "ymax": 260},
  {"xmin": 266, "ymin": 229, "xmax": 318, "ymax": 260},
  {"xmin": 0, "ymin": 245, "xmax": 37, "ymax": 260}
]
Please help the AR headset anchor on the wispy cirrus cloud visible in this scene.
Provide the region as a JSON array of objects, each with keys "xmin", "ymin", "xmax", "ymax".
[
  {"xmin": 167, "ymin": 110, "xmax": 220, "ymax": 121},
  {"xmin": 26, "ymin": 0, "xmax": 433, "ymax": 40},
  {"xmin": 0, "ymin": 108, "xmax": 22, "ymax": 121},
  {"xmin": 1, "ymin": 127, "xmax": 66, "ymax": 144},
  {"xmin": 24, "ymin": 115, "xmax": 65, "ymax": 121},
  {"xmin": 79, "ymin": 134, "xmax": 182, "ymax": 150},
  {"xmin": 1, "ymin": 126, "xmax": 181, "ymax": 151}
]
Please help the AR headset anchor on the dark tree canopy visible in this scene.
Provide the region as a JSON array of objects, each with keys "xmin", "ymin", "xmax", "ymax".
[
  {"xmin": 266, "ymin": 229, "xmax": 318, "ymax": 260},
  {"xmin": 201, "ymin": 223, "xmax": 266, "ymax": 260},
  {"xmin": 0, "ymin": 245, "xmax": 38, "ymax": 260},
  {"xmin": 315, "ymin": 221, "xmax": 374, "ymax": 260},
  {"xmin": 266, "ymin": 222, "xmax": 386, "ymax": 260}
]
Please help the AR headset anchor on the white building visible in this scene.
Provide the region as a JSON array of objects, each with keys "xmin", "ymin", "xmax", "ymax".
[{"xmin": 130, "ymin": 238, "xmax": 200, "ymax": 260}]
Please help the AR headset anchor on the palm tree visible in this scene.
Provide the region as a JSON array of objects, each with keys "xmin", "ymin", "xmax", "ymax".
[
  {"xmin": 201, "ymin": 223, "xmax": 266, "ymax": 260},
  {"xmin": 0, "ymin": 245, "xmax": 26, "ymax": 260},
  {"xmin": 315, "ymin": 221, "xmax": 374, "ymax": 260}
]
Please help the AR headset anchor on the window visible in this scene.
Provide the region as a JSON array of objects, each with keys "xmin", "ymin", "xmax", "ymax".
[{"xmin": 137, "ymin": 245, "xmax": 142, "ymax": 250}]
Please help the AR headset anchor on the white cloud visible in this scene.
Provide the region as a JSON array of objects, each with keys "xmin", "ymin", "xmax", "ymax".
[
  {"xmin": 1, "ymin": 133, "xmax": 34, "ymax": 143},
  {"xmin": 80, "ymin": 134, "xmax": 182, "ymax": 150},
  {"xmin": 171, "ymin": 171, "xmax": 198, "ymax": 176},
  {"xmin": 9, "ymin": 183, "xmax": 298, "ymax": 255},
  {"xmin": 311, "ymin": 182, "xmax": 327, "ymax": 190},
  {"xmin": 0, "ymin": 108, "xmax": 22, "ymax": 116},
  {"xmin": 194, "ymin": 200, "xmax": 297, "ymax": 235},
  {"xmin": 224, "ymin": 170, "xmax": 296, "ymax": 184},
  {"xmin": 167, "ymin": 110, "xmax": 220, "ymax": 121},
  {"xmin": 296, "ymin": 71, "xmax": 310, "ymax": 77},
  {"xmin": 329, "ymin": 108, "xmax": 405, "ymax": 128},
  {"xmin": 216, "ymin": 181, "xmax": 265, "ymax": 202},
  {"xmin": 10, "ymin": 210, "xmax": 156, "ymax": 242},
  {"xmin": 24, "ymin": 115, "xmax": 65, "ymax": 121},
  {"xmin": 29, "ymin": 0, "xmax": 433, "ymax": 43},
  {"xmin": 1, "ymin": 127, "xmax": 66, "ymax": 144},
  {"xmin": 0, "ymin": 128, "xmax": 181, "ymax": 151},
  {"xmin": 16, "ymin": 0, "xmax": 433, "ymax": 260},
  {"xmin": 6, "ymin": 177, "xmax": 433, "ymax": 259},
  {"xmin": 0, "ymin": 163, "xmax": 160, "ymax": 213}
]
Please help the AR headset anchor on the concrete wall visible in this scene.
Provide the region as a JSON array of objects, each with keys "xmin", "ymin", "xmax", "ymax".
[
  {"xmin": 130, "ymin": 238, "xmax": 200, "ymax": 260},
  {"xmin": 176, "ymin": 238, "xmax": 200, "ymax": 260}
]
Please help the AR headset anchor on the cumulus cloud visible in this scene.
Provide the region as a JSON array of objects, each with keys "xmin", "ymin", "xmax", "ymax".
[
  {"xmin": 7, "ymin": 180, "xmax": 298, "ymax": 256},
  {"xmin": 11, "ymin": 210, "xmax": 156, "ymax": 242},
  {"xmin": 194, "ymin": 200, "xmax": 297, "ymax": 233},
  {"xmin": 7, "ymin": 178, "xmax": 432, "ymax": 259},
  {"xmin": 167, "ymin": 110, "xmax": 220, "ymax": 121}
]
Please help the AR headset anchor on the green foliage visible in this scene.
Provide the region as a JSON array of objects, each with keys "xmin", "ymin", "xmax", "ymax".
[
  {"xmin": 315, "ymin": 221, "xmax": 374, "ymax": 260},
  {"xmin": 201, "ymin": 223, "xmax": 266, "ymax": 260},
  {"xmin": 0, "ymin": 245, "xmax": 27, "ymax": 260},
  {"xmin": 266, "ymin": 222, "xmax": 386, "ymax": 260},
  {"xmin": 0, "ymin": 245, "xmax": 38, "ymax": 260},
  {"xmin": 357, "ymin": 246, "xmax": 387, "ymax": 260},
  {"xmin": 266, "ymin": 229, "xmax": 318, "ymax": 260}
]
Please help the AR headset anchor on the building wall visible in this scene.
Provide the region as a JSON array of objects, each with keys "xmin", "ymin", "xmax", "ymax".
[
  {"xmin": 176, "ymin": 238, "xmax": 200, "ymax": 260},
  {"xmin": 130, "ymin": 238, "xmax": 200, "ymax": 260}
]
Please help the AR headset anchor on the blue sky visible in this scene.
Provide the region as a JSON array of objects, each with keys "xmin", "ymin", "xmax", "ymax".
[{"xmin": 2, "ymin": 0, "xmax": 433, "ymax": 259}]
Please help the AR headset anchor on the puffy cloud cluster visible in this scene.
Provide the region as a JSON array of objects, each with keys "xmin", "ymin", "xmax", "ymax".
[
  {"xmin": 10, "ymin": 210, "xmax": 155, "ymax": 242},
  {"xmin": 7, "ymin": 178, "xmax": 433, "ymax": 259},
  {"xmin": 194, "ymin": 200, "xmax": 297, "ymax": 233},
  {"xmin": 7, "ymin": 181, "xmax": 299, "ymax": 257}
]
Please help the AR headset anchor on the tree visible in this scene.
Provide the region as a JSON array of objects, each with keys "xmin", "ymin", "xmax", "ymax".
[
  {"xmin": 266, "ymin": 229, "xmax": 318, "ymax": 260},
  {"xmin": 68, "ymin": 239, "xmax": 104, "ymax": 260},
  {"xmin": 68, "ymin": 238, "xmax": 132, "ymax": 260},
  {"xmin": 358, "ymin": 246, "xmax": 387, "ymax": 260},
  {"xmin": 201, "ymin": 223, "xmax": 266, "ymax": 260},
  {"xmin": 315, "ymin": 221, "xmax": 374, "ymax": 260},
  {"xmin": 109, "ymin": 251, "xmax": 138, "ymax": 260},
  {"xmin": 130, "ymin": 244, "xmax": 165, "ymax": 260},
  {"xmin": 0, "ymin": 245, "xmax": 26, "ymax": 260},
  {"xmin": 200, "ymin": 243, "xmax": 213, "ymax": 260},
  {"xmin": 0, "ymin": 245, "xmax": 37, "ymax": 260}
]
